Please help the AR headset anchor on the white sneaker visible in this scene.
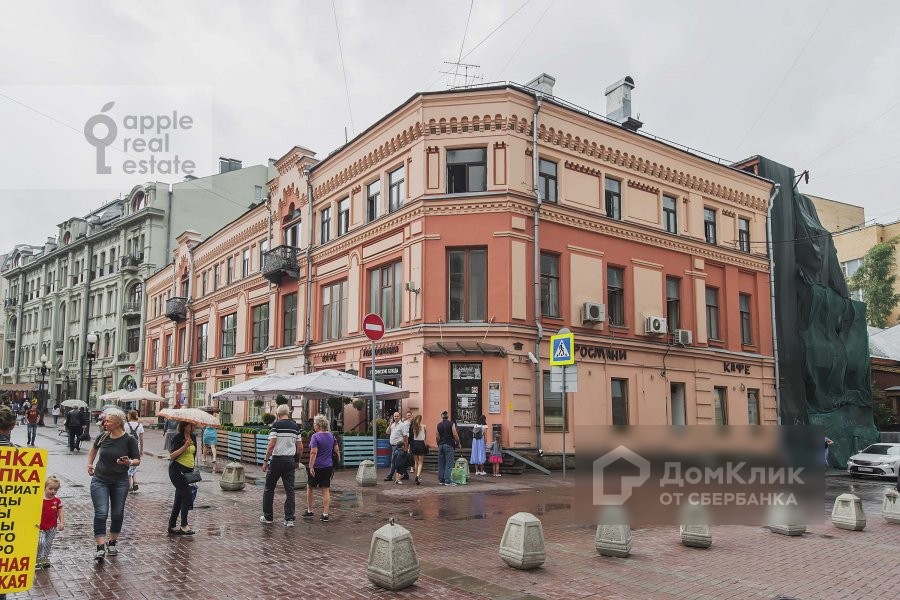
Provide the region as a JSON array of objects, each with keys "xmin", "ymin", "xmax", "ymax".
[
  {"xmin": 284, "ymin": 520, "xmax": 295, "ymax": 527},
  {"xmin": 259, "ymin": 515, "xmax": 274, "ymax": 524}
]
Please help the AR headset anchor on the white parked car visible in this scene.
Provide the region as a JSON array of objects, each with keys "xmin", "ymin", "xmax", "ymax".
[{"xmin": 847, "ymin": 443, "xmax": 900, "ymax": 478}]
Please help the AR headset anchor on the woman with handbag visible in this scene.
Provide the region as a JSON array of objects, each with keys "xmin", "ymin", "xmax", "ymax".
[
  {"xmin": 167, "ymin": 421, "xmax": 198, "ymax": 535},
  {"xmin": 86, "ymin": 408, "xmax": 140, "ymax": 561},
  {"xmin": 409, "ymin": 415, "xmax": 427, "ymax": 485}
]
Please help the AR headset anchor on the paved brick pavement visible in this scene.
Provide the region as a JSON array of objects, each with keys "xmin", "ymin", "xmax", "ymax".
[{"xmin": 7, "ymin": 425, "xmax": 899, "ymax": 600}]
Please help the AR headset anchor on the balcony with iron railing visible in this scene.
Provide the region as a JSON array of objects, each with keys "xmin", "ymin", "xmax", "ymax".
[
  {"xmin": 261, "ymin": 245, "xmax": 300, "ymax": 283},
  {"xmin": 165, "ymin": 297, "xmax": 188, "ymax": 322},
  {"xmin": 122, "ymin": 301, "xmax": 142, "ymax": 318},
  {"xmin": 3, "ymin": 297, "xmax": 18, "ymax": 310},
  {"xmin": 120, "ymin": 253, "xmax": 144, "ymax": 271}
]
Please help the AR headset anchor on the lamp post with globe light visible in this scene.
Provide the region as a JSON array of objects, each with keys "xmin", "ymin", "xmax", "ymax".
[
  {"xmin": 85, "ymin": 332, "xmax": 98, "ymax": 408},
  {"xmin": 36, "ymin": 354, "xmax": 49, "ymax": 426}
]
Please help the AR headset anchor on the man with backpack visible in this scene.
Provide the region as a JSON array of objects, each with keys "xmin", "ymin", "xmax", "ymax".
[{"xmin": 124, "ymin": 410, "xmax": 144, "ymax": 491}]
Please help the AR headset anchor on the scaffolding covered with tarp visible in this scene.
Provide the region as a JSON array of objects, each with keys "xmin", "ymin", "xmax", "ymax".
[{"xmin": 751, "ymin": 157, "xmax": 878, "ymax": 467}]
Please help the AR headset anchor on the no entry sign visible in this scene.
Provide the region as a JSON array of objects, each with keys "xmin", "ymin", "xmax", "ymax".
[{"xmin": 362, "ymin": 313, "xmax": 385, "ymax": 341}]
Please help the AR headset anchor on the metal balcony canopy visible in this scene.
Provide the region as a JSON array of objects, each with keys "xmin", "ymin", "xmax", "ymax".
[{"xmin": 422, "ymin": 341, "xmax": 506, "ymax": 357}]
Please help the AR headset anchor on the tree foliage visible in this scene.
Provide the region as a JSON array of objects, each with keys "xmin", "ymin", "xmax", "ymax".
[{"xmin": 849, "ymin": 237, "xmax": 900, "ymax": 327}]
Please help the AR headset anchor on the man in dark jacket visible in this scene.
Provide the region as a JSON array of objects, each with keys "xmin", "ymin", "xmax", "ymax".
[{"xmin": 64, "ymin": 408, "xmax": 82, "ymax": 452}]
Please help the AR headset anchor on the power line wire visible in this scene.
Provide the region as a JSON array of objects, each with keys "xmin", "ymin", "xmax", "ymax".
[
  {"xmin": 730, "ymin": 0, "xmax": 835, "ymax": 157},
  {"xmin": 452, "ymin": 1, "xmax": 475, "ymax": 85},
  {"xmin": 332, "ymin": 0, "xmax": 355, "ymax": 136},
  {"xmin": 496, "ymin": 0, "xmax": 556, "ymax": 80},
  {"xmin": 804, "ymin": 100, "xmax": 900, "ymax": 167}
]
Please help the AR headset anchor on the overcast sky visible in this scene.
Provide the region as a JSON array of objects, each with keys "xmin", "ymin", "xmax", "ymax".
[{"xmin": 1, "ymin": 0, "xmax": 899, "ymax": 249}]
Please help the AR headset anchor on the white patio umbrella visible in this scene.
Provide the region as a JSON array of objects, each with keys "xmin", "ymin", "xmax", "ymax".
[
  {"xmin": 117, "ymin": 387, "xmax": 167, "ymax": 403},
  {"xmin": 253, "ymin": 368, "xmax": 409, "ymax": 400},
  {"xmin": 61, "ymin": 399, "xmax": 88, "ymax": 408},
  {"xmin": 99, "ymin": 389, "xmax": 125, "ymax": 402},
  {"xmin": 211, "ymin": 372, "xmax": 293, "ymax": 400}
]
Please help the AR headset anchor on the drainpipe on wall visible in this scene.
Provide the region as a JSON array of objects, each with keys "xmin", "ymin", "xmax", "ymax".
[
  {"xmin": 265, "ymin": 195, "xmax": 274, "ymax": 369},
  {"xmin": 164, "ymin": 185, "xmax": 173, "ymax": 260},
  {"xmin": 79, "ymin": 242, "xmax": 93, "ymax": 403},
  {"xmin": 184, "ymin": 243, "xmax": 195, "ymax": 408},
  {"xmin": 301, "ymin": 169, "xmax": 315, "ymax": 374},
  {"xmin": 766, "ymin": 183, "xmax": 782, "ymax": 425},
  {"xmin": 532, "ymin": 93, "xmax": 544, "ymax": 452}
]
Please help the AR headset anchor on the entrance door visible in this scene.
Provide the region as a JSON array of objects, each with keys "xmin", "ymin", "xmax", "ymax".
[{"xmin": 450, "ymin": 362, "xmax": 482, "ymax": 424}]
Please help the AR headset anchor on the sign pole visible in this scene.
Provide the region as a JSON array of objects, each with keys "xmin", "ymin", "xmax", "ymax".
[
  {"xmin": 371, "ymin": 339, "xmax": 377, "ymax": 465},
  {"xmin": 561, "ymin": 364, "xmax": 567, "ymax": 480}
]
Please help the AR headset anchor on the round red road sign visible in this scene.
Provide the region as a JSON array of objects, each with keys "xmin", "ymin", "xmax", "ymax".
[
  {"xmin": 362, "ymin": 313, "xmax": 385, "ymax": 341},
  {"xmin": 128, "ymin": 365, "xmax": 136, "ymax": 373}
]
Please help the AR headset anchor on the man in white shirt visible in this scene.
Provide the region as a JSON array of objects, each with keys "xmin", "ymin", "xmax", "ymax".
[{"xmin": 383, "ymin": 412, "xmax": 409, "ymax": 481}]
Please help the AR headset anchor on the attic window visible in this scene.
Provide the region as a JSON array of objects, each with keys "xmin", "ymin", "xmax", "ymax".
[
  {"xmin": 132, "ymin": 191, "xmax": 147, "ymax": 213},
  {"xmin": 62, "ymin": 232, "xmax": 71, "ymax": 246}
]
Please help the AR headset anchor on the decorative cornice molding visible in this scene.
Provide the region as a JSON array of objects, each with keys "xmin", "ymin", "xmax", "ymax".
[
  {"xmin": 564, "ymin": 160, "xmax": 601, "ymax": 178},
  {"xmin": 628, "ymin": 179, "xmax": 659, "ymax": 195},
  {"xmin": 194, "ymin": 219, "xmax": 268, "ymax": 266}
]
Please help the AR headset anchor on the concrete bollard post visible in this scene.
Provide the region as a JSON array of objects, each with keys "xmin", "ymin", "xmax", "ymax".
[
  {"xmin": 831, "ymin": 493, "xmax": 866, "ymax": 531},
  {"xmin": 356, "ymin": 459, "xmax": 378, "ymax": 487},
  {"xmin": 294, "ymin": 463, "xmax": 308, "ymax": 489},
  {"xmin": 768, "ymin": 504, "xmax": 807, "ymax": 536},
  {"xmin": 679, "ymin": 504, "xmax": 712, "ymax": 548},
  {"xmin": 219, "ymin": 461, "xmax": 246, "ymax": 491},
  {"xmin": 595, "ymin": 524, "xmax": 633, "ymax": 557},
  {"xmin": 499, "ymin": 512, "xmax": 546, "ymax": 569},
  {"xmin": 881, "ymin": 489, "xmax": 900, "ymax": 524},
  {"xmin": 366, "ymin": 519, "xmax": 420, "ymax": 590}
]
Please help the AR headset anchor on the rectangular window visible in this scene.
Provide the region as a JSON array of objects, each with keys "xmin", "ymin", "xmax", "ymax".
[
  {"xmin": 738, "ymin": 217, "xmax": 751, "ymax": 252},
  {"xmin": 178, "ymin": 328, "xmax": 187, "ymax": 364},
  {"xmin": 259, "ymin": 239, "xmax": 270, "ymax": 268},
  {"xmin": 251, "ymin": 304, "xmax": 269, "ymax": 353},
  {"xmin": 165, "ymin": 334, "xmax": 173, "ymax": 367},
  {"xmin": 370, "ymin": 262, "xmax": 402, "ymax": 329},
  {"xmin": 320, "ymin": 207, "xmax": 331, "ymax": 243},
  {"xmin": 337, "ymin": 197, "xmax": 350, "ymax": 236},
  {"xmin": 663, "ymin": 194, "xmax": 677, "ymax": 234},
  {"xmin": 540, "ymin": 252, "xmax": 560, "ymax": 317},
  {"xmin": 446, "ymin": 148, "xmax": 487, "ymax": 194},
  {"xmin": 195, "ymin": 322, "xmax": 208, "ymax": 362},
  {"xmin": 706, "ymin": 287, "xmax": 720, "ymax": 340},
  {"xmin": 542, "ymin": 371, "xmax": 566, "ymax": 432},
  {"xmin": 388, "ymin": 166, "xmax": 405, "ymax": 212},
  {"xmin": 282, "ymin": 293, "xmax": 297, "ymax": 346},
  {"xmin": 739, "ymin": 293, "xmax": 752, "ymax": 345},
  {"xmin": 200, "ymin": 271, "xmax": 207, "ymax": 296},
  {"xmin": 605, "ymin": 178, "xmax": 621, "ymax": 220},
  {"xmin": 213, "ymin": 265, "xmax": 220, "ymax": 291},
  {"xmin": 747, "ymin": 389, "xmax": 760, "ymax": 425},
  {"xmin": 714, "ymin": 386, "xmax": 728, "ymax": 425},
  {"xmin": 126, "ymin": 328, "xmax": 140, "ymax": 353},
  {"xmin": 704, "ymin": 208, "xmax": 717, "ymax": 244},
  {"xmin": 366, "ymin": 180, "xmax": 381, "ymax": 222},
  {"xmin": 842, "ymin": 258, "xmax": 865, "ymax": 301},
  {"xmin": 284, "ymin": 222, "xmax": 301, "ymax": 248},
  {"xmin": 227, "ymin": 257, "xmax": 234, "ymax": 285},
  {"xmin": 670, "ymin": 382, "xmax": 686, "ymax": 425},
  {"xmin": 150, "ymin": 338, "xmax": 159, "ymax": 369},
  {"xmin": 220, "ymin": 313, "xmax": 237, "ymax": 358},
  {"xmin": 538, "ymin": 158, "xmax": 557, "ymax": 203},
  {"xmin": 321, "ymin": 280, "xmax": 348, "ymax": 341},
  {"xmin": 666, "ymin": 277, "xmax": 681, "ymax": 331},
  {"xmin": 607, "ymin": 266, "xmax": 625, "ymax": 326},
  {"xmin": 242, "ymin": 248, "xmax": 250, "ymax": 278},
  {"xmin": 191, "ymin": 381, "xmax": 206, "ymax": 409},
  {"xmin": 448, "ymin": 248, "xmax": 487, "ymax": 322},
  {"xmin": 611, "ymin": 379, "xmax": 629, "ymax": 425}
]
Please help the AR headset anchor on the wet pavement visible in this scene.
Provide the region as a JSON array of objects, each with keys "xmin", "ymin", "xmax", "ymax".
[{"xmin": 9, "ymin": 425, "xmax": 900, "ymax": 599}]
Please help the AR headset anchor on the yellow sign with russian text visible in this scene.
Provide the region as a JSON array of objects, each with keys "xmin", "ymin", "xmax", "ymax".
[{"xmin": 0, "ymin": 447, "xmax": 47, "ymax": 594}]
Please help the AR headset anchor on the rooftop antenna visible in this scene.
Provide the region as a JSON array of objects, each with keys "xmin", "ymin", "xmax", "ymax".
[{"xmin": 441, "ymin": 61, "xmax": 482, "ymax": 88}]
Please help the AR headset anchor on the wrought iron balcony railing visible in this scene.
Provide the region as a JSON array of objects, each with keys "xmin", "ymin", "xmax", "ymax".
[
  {"xmin": 165, "ymin": 297, "xmax": 188, "ymax": 322},
  {"xmin": 261, "ymin": 245, "xmax": 300, "ymax": 284}
]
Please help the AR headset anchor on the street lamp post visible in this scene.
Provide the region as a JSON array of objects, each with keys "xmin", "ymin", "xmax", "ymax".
[
  {"xmin": 85, "ymin": 332, "xmax": 98, "ymax": 408},
  {"xmin": 37, "ymin": 354, "xmax": 48, "ymax": 427}
]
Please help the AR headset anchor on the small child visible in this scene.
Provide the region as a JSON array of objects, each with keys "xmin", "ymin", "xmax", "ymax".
[
  {"xmin": 489, "ymin": 433, "xmax": 503, "ymax": 477},
  {"xmin": 38, "ymin": 476, "xmax": 65, "ymax": 569}
]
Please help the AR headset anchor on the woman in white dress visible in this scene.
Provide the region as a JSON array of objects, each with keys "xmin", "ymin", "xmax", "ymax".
[{"xmin": 470, "ymin": 414, "xmax": 488, "ymax": 475}]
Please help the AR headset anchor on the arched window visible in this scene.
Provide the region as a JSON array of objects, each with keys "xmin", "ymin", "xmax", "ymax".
[
  {"xmin": 104, "ymin": 333, "xmax": 110, "ymax": 357},
  {"xmin": 132, "ymin": 191, "xmax": 146, "ymax": 213},
  {"xmin": 62, "ymin": 232, "xmax": 71, "ymax": 246},
  {"xmin": 128, "ymin": 283, "xmax": 143, "ymax": 304}
]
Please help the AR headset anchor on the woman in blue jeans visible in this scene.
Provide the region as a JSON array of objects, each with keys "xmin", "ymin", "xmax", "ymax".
[
  {"xmin": 87, "ymin": 408, "xmax": 141, "ymax": 561},
  {"xmin": 168, "ymin": 421, "xmax": 198, "ymax": 535}
]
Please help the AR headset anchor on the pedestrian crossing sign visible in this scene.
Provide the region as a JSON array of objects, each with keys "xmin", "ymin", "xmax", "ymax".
[{"xmin": 549, "ymin": 332, "xmax": 575, "ymax": 366}]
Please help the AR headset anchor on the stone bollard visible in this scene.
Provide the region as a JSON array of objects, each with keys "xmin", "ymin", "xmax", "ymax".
[
  {"xmin": 499, "ymin": 512, "xmax": 546, "ymax": 569},
  {"xmin": 294, "ymin": 463, "xmax": 308, "ymax": 489},
  {"xmin": 679, "ymin": 504, "xmax": 712, "ymax": 548},
  {"xmin": 831, "ymin": 493, "xmax": 866, "ymax": 531},
  {"xmin": 595, "ymin": 523, "xmax": 633, "ymax": 557},
  {"xmin": 219, "ymin": 461, "xmax": 246, "ymax": 491},
  {"xmin": 356, "ymin": 459, "xmax": 378, "ymax": 487},
  {"xmin": 881, "ymin": 489, "xmax": 900, "ymax": 524},
  {"xmin": 366, "ymin": 518, "xmax": 420, "ymax": 590},
  {"xmin": 768, "ymin": 504, "xmax": 807, "ymax": 536}
]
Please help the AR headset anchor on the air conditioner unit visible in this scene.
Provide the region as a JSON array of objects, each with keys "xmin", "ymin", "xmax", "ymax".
[
  {"xmin": 674, "ymin": 329, "xmax": 693, "ymax": 345},
  {"xmin": 581, "ymin": 302, "xmax": 605, "ymax": 323},
  {"xmin": 644, "ymin": 316, "xmax": 667, "ymax": 335}
]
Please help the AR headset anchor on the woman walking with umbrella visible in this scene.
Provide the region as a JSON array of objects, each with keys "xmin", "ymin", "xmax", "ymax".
[{"xmin": 167, "ymin": 420, "xmax": 198, "ymax": 535}]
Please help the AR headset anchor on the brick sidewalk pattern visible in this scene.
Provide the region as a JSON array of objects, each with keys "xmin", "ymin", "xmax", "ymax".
[{"xmin": 9, "ymin": 425, "xmax": 899, "ymax": 599}]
